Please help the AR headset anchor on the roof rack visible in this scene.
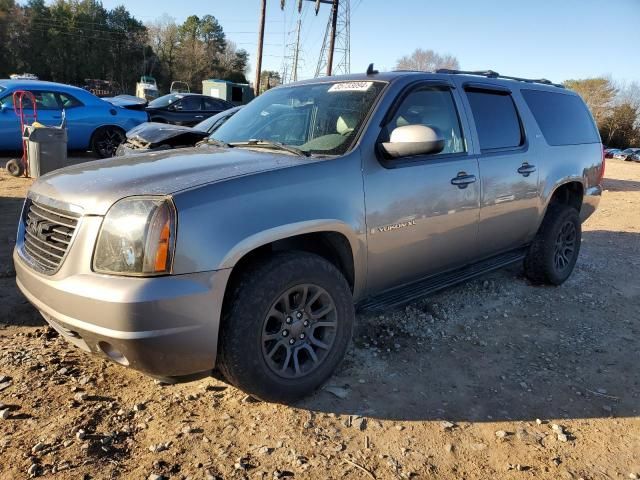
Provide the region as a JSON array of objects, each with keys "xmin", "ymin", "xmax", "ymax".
[{"xmin": 435, "ymin": 69, "xmax": 565, "ymax": 88}]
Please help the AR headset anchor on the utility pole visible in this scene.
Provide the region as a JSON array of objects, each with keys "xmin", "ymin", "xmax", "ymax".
[
  {"xmin": 254, "ymin": 0, "xmax": 267, "ymax": 96},
  {"xmin": 292, "ymin": 17, "xmax": 302, "ymax": 82},
  {"xmin": 326, "ymin": 0, "xmax": 339, "ymax": 76},
  {"xmin": 313, "ymin": 0, "xmax": 349, "ymax": 77}
]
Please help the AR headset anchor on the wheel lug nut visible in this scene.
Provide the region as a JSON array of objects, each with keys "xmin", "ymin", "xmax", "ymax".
[
  {"xmin": 289, "ymin": 339, "xmax": 295, "ymax": 345},
  {"xmin": 286, "ymin": 317, "xmax": 292, "ymax": 324},
  {"xmin": 296, "ymin": 311, "xmax": 303, "ymax": 319},
  {"xmin": 282, "ymin": 330, "xmax": 289, "ymax": 337},
  {"xmin": 299, "ymin": 333, "xmax": 305, "ymax": 339},
  {"xmin": 303, "ymin": 320, "xmax": 309, "ymax": 327}
]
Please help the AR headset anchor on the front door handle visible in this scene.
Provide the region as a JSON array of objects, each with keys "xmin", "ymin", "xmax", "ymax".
[
  {"xmin": 451, "ymin": 173, "xmax": 477, "ymax": 189},
  {"xmin": 194, "ymin": 115, "xmax": 204, "ymax": 118},
  {"xmin": 517, "ymin": 163, "xmax": 537, "ymax": 176}
]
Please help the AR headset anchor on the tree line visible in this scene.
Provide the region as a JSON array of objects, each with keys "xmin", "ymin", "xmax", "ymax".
[
  {"xmin": 564, "ymin": 78, "xmax": 640, "ymax": 149},
  {"xmin": 0, "ymin": 0, "xmax": 250, "ymax": 95}
]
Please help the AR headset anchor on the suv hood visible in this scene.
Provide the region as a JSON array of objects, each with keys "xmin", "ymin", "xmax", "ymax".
[{"xmin": 29, "ymin": 146, "xmax": 314, "ymax": 215}]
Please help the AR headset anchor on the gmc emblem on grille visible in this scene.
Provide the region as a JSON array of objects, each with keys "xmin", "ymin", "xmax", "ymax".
[
  {"xmin": 26, "ymin": 218, "xmax": 54, "ymax": 241},
  {"xmin": 26, "ymin": 217, "xmax": 39, "ymax": 235}
]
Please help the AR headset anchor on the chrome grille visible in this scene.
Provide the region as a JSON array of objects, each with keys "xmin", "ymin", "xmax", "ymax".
[{"xmin": 21, "ymin": 200, "xmax": 80, "ymax": 274}]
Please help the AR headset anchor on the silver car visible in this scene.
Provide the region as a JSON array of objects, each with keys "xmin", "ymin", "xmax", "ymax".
[{"xmin": 14, "ymin": 70, "xmax": 604, "ymax": 402}]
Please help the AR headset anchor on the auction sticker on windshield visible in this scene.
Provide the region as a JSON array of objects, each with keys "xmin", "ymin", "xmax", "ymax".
[{"xmin": 328, "ymin": 81, "xmax": 373, "ymax": 92}]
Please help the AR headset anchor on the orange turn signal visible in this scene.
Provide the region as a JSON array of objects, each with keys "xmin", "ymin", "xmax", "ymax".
[{"xmin": 154, "ymin": 220, "xmax": 171, "ymax": 272}]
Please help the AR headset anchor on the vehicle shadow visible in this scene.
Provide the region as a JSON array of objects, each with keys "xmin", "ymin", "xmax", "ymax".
[
  {"xmin": 0, "ymin": 194, "xmax": 45, "ymax": 327},
  {"xmin": 603, "ymin": 177, "xmax": 640, "ymax": 192},
  {"xmin": 300, "ymin": 230, "xmax": 640, "ymax": 422}
]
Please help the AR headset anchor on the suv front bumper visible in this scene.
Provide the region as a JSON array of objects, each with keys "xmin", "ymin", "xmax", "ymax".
[{"xmin": 14, "ymin": 248, "xmax": 230, "ymax": 379}]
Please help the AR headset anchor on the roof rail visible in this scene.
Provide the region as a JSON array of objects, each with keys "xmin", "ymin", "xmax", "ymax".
[{"xmin": 435, "ymin": 69, "xmax": 565, "ymax": 88}]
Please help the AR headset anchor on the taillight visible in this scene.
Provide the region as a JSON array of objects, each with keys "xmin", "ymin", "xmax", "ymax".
[{"xmin": 598, "ymin": 145, "xmax": 606, "ymax": 184}]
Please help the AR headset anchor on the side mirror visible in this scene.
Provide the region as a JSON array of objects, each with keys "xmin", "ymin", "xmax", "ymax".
[
  {"xmin": 380, "ymin": 125, "xmax": 445, "ymax": 159},
  {"xmin": 0, "ymin": 104, "xmax": 6, "ymax": 113}
]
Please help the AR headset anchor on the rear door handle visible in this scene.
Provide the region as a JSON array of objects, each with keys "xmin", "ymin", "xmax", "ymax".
[
  {"xmin": 451, "ymin": 173, "xmax": 477, "ymax": 189},
  {"xmin": 195, "ymin": 115, "xmax": 204, "ymax": 118},
  {"xmin": 517, "ymin": 163, "xmax": 537, "ymax": 176}
]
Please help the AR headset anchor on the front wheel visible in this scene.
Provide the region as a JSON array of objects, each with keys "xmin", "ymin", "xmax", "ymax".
[
  {"xmin": 524, "ymin": 204, "xmax": 581, "ymax": 285},
  {"xmin": 217, "ymin": 252, "xmax": 354, "ymax": 403},
  {"xmin": 91, "ymin": 127, "xmax": 125, "ymax": 158}
]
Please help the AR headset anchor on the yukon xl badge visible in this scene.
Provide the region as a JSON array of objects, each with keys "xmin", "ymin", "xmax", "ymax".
[{"xmin": 373, "ymin": 219, "xmax": 417, "ymax": 234}]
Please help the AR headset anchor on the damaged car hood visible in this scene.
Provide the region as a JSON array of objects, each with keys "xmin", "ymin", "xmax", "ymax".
[
  {"xmin": 125, "ymin": 122, "xmax": 208, "ymax": 145},
  {"xmin": 29, "ymin": 146, "xmax": 317, "ymax": 215}
]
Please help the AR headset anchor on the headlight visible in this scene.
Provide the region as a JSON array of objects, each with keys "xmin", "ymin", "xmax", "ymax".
[{"xmin": 93, "ymin": 196, "xmax": 176, "ymax": 276}]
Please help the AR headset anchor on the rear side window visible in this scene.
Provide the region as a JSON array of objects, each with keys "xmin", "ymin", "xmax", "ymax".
[
  {"xmin": 57, "ymin": 93, "xmax": 83, "ymax": 109},
  {"xmin": 177, "ymin": 96, "xmax": 202, "ymax": 110},
  {"xmin": 521, "ymin": 89, "xmax": 600, "ymax": 146},
  {"xmin": 203, "ymin": 97, "xmax": 230, "ymax": 111},
  {"xmin": 465, "ymin": 89, "xmax": 523, "ymax": 150}
]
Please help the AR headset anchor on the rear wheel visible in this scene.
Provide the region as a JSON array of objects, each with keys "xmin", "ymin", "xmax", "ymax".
[
  {"xmin": 5, "ymin": 159, "xmax": 24, "ymax": 177},
  {"xmin": 524, "ymin": 204, "xmax": 581, "ymax": 285},
  {"xmin": 91, "ymin": 127, "xmax": 125, "ymax": 158},
  {"xmin": 217, "ymin": 252, "xmax": 354, "ymax": 403}
]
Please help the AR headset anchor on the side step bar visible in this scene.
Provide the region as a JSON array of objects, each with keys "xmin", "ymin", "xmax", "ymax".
[{"xmin": 357, "ymin": 248, "xmax": 527, "ymax": 312}]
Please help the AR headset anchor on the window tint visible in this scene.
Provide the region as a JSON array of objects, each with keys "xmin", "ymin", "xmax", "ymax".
[
  {"xmin": 521, "ymin": 89, "xmax": 600, "ymax": 146},
  {"xmin": 0, "ymin": 95, "xmax": 12, "ymax": 108},
  {"xmin": 177, "ymin": 96, "xmax": 202, "ymax": 110},
  {"xmin": 203, "ymin": 97, "xmax": 228, "ymax": 111},
  {"xmin": 388, "ymin": 86, "xmax": 465, "ymax": 155},
  {"xmin": 466, "ymin": 89, "xmax": 522, "ymax": 150},
  {"xmin": 1, "ymin": 91, "xmax": 60, "ymax": 110},
  {"xmin": 57, "ymin": 93, "xmax": 82, "ymax": 109},
  {"xmin": 31, "ymin": 91, "xmax": 61, "ymax": 110}
]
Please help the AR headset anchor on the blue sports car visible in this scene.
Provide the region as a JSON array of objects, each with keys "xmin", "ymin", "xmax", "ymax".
[{"xmin": 0, "ymin": 80, "xmax": 148, "ymax": 158}]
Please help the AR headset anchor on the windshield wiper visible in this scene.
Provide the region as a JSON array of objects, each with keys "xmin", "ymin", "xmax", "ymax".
[
  {"xmin": 231, "ymin": 139, "xmax": 310, "ymax": 157},
  {"xmin": 204, "ymin": 137, "xmax": 232, "ymax": 148}
]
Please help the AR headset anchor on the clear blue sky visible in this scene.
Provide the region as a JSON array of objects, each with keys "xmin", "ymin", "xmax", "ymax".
[{"xmin": 98, "ymin": 0, "xmax": 639, "ymax": 85}]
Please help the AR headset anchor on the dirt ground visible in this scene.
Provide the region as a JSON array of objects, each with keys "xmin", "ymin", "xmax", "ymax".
[{"xmin": 0, "ymin": 157, "xmax": 638, "ymax": 480}]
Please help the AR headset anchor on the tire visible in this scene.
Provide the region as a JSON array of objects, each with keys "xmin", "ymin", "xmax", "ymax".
[
  {"xmin": 5, "ymin": 159, "xmax": 24, "ymax": 177},
  {"xmin": 91, "ymin": 127, "xmax": 125, "ymax": 158},
  {"xmin": 217, "ymin": 252, "xmax": 354, "ymax": 403},
  {"xmin": 524, "ymin": 204, "xmax": 581, "ymax": 285}
]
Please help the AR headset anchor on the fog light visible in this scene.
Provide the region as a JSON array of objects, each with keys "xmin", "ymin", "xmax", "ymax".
[{"xmin": 98, "ymin": 341, "xmax": 129, "ymax": 366}]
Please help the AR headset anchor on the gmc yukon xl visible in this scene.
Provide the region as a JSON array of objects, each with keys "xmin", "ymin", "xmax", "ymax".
[{"xmin": 14, "ymin": 69, "xmax": 604, "ymax": 402}]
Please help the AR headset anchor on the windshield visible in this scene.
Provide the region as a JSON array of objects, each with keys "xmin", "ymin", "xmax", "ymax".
[
  {"xmin": 196, "ymin": 107, "xmax": 240, "ymax": 132},
  {"xmin": 211, "ymin": 81, "xmax": 386, "ymax": 155},
  {"xmin": 148, "ymin": 93, "xmax": 183, "ymax": 108}
]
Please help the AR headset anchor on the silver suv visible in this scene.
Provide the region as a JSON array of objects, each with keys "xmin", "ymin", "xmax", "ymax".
[{"xmin": 14, "ymin": 69, "xmax": 604, "ymax": 402}]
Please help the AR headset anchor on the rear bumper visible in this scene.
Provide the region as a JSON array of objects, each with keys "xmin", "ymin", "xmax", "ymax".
[
  {"xmin": 14, "ymin": 248, "xmax": 231, "ymax": 378},
  {"xmin": 579, "ymin": 184, "xmax": 602, "ymax": 223}
]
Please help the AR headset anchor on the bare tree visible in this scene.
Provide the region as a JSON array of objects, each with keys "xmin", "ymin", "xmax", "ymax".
[
  {"xmin": 147, "ymin": 15, "xmax": 180, "ymax": 83},
  {"xmin": 564, "ymin": 77, "xmax": 617, "ymax": 126},
  {"xmin": 616, "ymin": 81, "xmax": 640, "ymax": 128},
  {"xmin": 395, "ymin": 48, "xmax": 460, "ymax": 72}
]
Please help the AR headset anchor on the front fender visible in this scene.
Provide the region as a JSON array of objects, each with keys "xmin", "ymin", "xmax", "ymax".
[
  {"xmin": 170, "ymin": 153, "xmax": 367, "ymax": 298},
  {"xmin": 218, "ymin": 219, "xmax": 365, "ymax": 297}
]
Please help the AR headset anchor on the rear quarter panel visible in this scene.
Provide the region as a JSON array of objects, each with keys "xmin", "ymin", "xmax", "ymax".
[
  {"xmin": 171, "ymin": 153, "xmax": 368, "ymax": 298},
  {"xmin": 510, "ymin": 86, "xmax": 603, "ymax": 230},
  {"xmin": 64, "ymin": 91, "xmax": 147, "ymax": 150}
]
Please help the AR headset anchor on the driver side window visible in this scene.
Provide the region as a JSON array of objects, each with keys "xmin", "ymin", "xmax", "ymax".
[
  {"xmin": 176, "ymin": 96, "xmax": 202, "ymax": 111},
  {"xmin": 389, "ymin": 86, "xmax": 466, "ymax": 155}
]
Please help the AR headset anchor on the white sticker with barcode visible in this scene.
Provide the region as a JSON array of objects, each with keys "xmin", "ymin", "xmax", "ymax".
[{"xmin": 328, "ymin": 81, "xmax": 373, "ymax": 92}]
